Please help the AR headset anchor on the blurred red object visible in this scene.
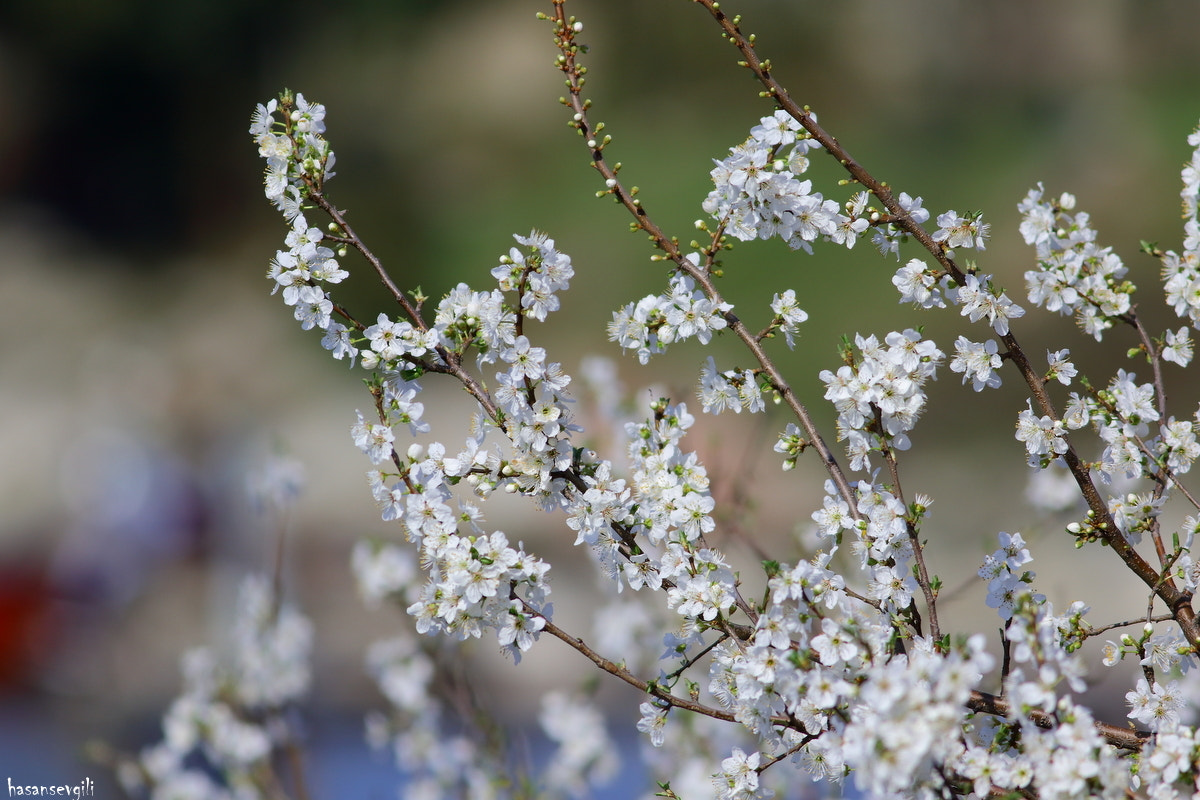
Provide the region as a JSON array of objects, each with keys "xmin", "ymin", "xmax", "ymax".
[{"xmin": 0, "ymin": 561, "xmax": 54, "ymax": 689}]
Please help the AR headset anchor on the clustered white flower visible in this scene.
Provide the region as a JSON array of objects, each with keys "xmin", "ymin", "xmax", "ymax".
[
  {"xmin": 365, "ymin": 634, "xmax": 521, "ymax": 798},
  {"xmin": 566, "ymin": 398, "xmax": 744, "ymax": 628},
  {"xmin": 492, "ymin": 230, "xmax": 575, "ymax": 321},
  {"xmin": 1054, "ymin": 367, "xmax": 1200, "ymax": 485},
  {"xmin": 996, "ymin": 594, "xmax": 1130, "ymax": 798},
  {"xmin": 893, "ymin": 257, "xmax": 949, "ymax": 309},
  {"xmin": 1160, "ymin": 125, "xmax": 1200, "ymax": 330},
  {"xmin": 768, "ymin": 288, "xmax": 808, "ymax": 349},
  {"xmin": 703, "ymin": 518, "xmax": 997, "ymax": 798},
  {"xmin": 818, "ymin": 329, "xmax": 944, "ymax": 472},
  {"xmin": 253, "ymin": 98, "xmax": 357, "ymax": 366},
  {"xmin": 1102, "ymin": 616, "xmax": 1200, "ymax": 796},
  {"xmin": 932, "ymin": 209, "xmax": 990, "ymax": 251},
  {"xmin": 1015, "ymin": 400, "xmax": 1070, "ymax": 467},
  {"xmin": 702, "ymin": 110, "xmax": 866, "ymax": 254},
  {"xmin": 949, "ymin": 272, "xmax": 1026, "ymax": 336},
  {"xmin": 251, "ymin": 93, "xmax": 335, "ymax": 220},
  {"xmin": 249, "ymin": 92, "xmax": 1200, "ymax": 800},
  {"xmin": 972, "ymin": 529, "xmax": 1200, "ymax": 799},
  {"xmin": 609, "ymin": 269, "xmax": 732, "ymax": 364},
  {"xmin": 699, "ymin": 356, "xmax": 764, "ymax": 415},
  {"xmin": 1019, "ymin": 182, "xmax": 1132, "ymax": 341},
  {"xmin": 118, "ymin": 576, "xmax": 313, "ymax": 800},
  {"xmin": 977, "ymin": 531, "xmax": 1042, "ymax": 621},
  {"xmin": 948, "ymin": 335, "xmax": 1002, "ymax": 391}
]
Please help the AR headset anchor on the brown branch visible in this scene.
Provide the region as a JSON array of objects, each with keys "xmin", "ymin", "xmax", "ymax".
[
  {"xmin": 304, "ymin": 189, "xmax": 421, "ymax": 324},
  {"xmin": 967, "ymin": 690, "xmax": 1150, "ymax": 752},
  {"xmin": 689, "ymin": 0, "xmax": 1200, "ymax": 649},
  {"xmin": 546, "ymin": 0, "xmax": 863, "ymax": 526},
  {"xmin": 1080, "ymin": 612, "xmax": 1174, "ymax": 640},
  {"xmin": 535, "ymin": 611, "xmax": 741, "ymax": 723},
  {"xmin": 876, "ymin": 411, "xmax": 941, "ymax": 643}
]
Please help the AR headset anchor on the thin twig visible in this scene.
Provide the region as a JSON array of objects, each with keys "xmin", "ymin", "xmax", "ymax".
[
  {"xmin": 534, "ymin": 610, "xmax": 742, "ymax": 723},
  {"xmin": 967, "ymin": 690, "xmax": 1150, "ymax": 751},
  {"xmin": 689, "ymin": 0, "xmax": 1200, "ymax": 649},
  {"xmin": 546, "ymin": 1, "xmax": 863, "ymax": 527},
  {"xmin": 1081, "ymin": 612, "xmax": 1174, "ymax": 639}
]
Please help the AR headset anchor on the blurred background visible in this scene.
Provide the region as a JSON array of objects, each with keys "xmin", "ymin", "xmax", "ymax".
[{"xmin": 3, "ymin": 0, "xmax": 1200, "ymax": 795}]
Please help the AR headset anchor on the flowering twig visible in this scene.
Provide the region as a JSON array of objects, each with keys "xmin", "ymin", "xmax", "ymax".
[
  {"xmin": 689, "ymin": 0, "xmax": 1200, "ymax": 649},
  {"xmin": 242, "ymin": 4, "xmax": 1200, "ymax": 794},
  {"xmin": 966, "ymin": 691, "xmax": 1150, "ymax": 752},
  {"xmin": 534, "ymin": 610, "xmax": 741, "ymax": 724},
  {"xmin": 544, "ymin": 1, "xmax": 863, "ymax": 526}
]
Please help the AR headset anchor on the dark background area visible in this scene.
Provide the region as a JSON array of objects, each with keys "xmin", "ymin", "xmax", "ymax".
[{"xmin": 2, "ymin": 0, "xmax": 1200, "ymax": 796}]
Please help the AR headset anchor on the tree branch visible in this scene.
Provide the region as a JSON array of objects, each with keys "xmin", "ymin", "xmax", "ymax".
[{"xmin": 689, "ymin": 0, "xmax": 1200, "ymax": 648}]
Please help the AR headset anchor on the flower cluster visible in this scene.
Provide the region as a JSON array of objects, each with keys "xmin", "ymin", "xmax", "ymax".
[
  {"xmin": 609, "ymin": 270, "xmax": 732, "ymax": 364},
  {"xmin": 1015, "ymin": 400, "xmax": 1070, "ymax": 466},
  {"xmin": 493, "ymin": 230, "xmax": 575, "ymax": 322},
  {"xmin": 252, "ymin": 99, "xmax": 361, "ymax": 368},
  {"xmin": 269, "ymin": 214, "xmax": 351, "ymax": 347},
  {"xmin": 698, "ymin": 356, "xmax": 764, "ymax": 414},
  {"xmin": 1160, "ymin": 125, "xmax": 1200, "ymax": 328},
  {"xmin": 364, "ymin": 633, "xmax": 528, "ymax": 799},
  {"xmin": 1019, "ymin": 183, "xmax": 1133, "ymax": 340},
  {"xmin": 948, "ymin": 335, "xmax": 1002, "ymax": 391},
  {"xmin": 893, "ymin": 257, "xmax": 950, "ymax": 309},
  {"xmin": 819, "ymin": 329, "xmax": 944, "ymax": 471},
  {"xmin": 1055, "ymin": 367, "xmax": 1200, "ymax": 486},
  {"xmin": 405, "ymin": 522, "xmax": 551, "ymax": 659},
  {"xmin": 712, "ymin": 747, "xmax": 764, "ymax": 800},
  {"xmin": 1102, "ymin": 612, "xmax": 1200, "ymax": 795},
  {"xmin": 768, "ymin": 289, "xmax": 808, "ymax": 349},
  {"xmin": 1135, "ymin": 725, "xmax": 1200, "ymax": 796},
  {"xmin": 895, "ymin": 253, "xmax": 1025, "ymax": 341},
  {"xmin": 977, "ymin": 531, "xmax": 1042, "ymax": 620},
  {"xmin": 994, "ymin": 596, "xmax": 1130, "ymax": 798},
  {"xmin": 359, "ymin": 404, "xmax": 560, "ymax": 658},
  {"xmin": 116, "ymin": 576, "xmax": 312, "ymax": 800},
  {"xmin": 949, "ymin": 272, "xmax": 1026, "ymax": 336},
  {"xmin": 702, "ymin": 110, "xmax": 863, "ymax": 253},
  {"xmin": 622, "ymin": 403, "xmax": 736, "ymax": 622},
  {"xmin": 932, "ymin": 209, "xmax": 990, "ymax": 251},
  {"xmin": 250, "ymin": 93, "xmax": 335, "ymax": 219},
  {"xmin": 841, "ymin": 637, "xmax": 994, "ymax": 798},
  {"xmin": 243, "ymin": 72, "xmax": 1200, "ymax": 800}
]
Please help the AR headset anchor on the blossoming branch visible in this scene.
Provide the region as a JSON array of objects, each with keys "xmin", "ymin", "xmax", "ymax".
[{"xmin": 222, "ymin": 1, "xmax": 1200, "ymax": 798}]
